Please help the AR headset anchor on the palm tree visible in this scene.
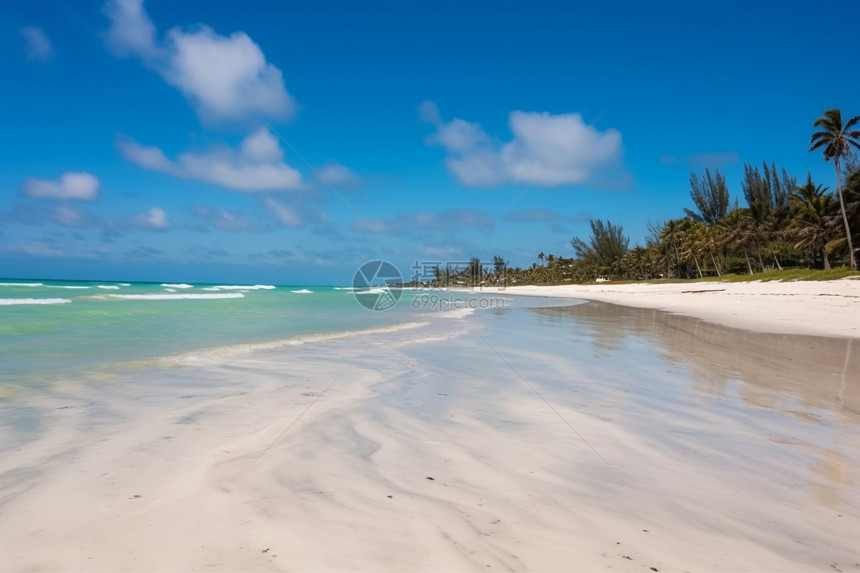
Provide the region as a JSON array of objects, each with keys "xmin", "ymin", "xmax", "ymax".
[
  {"xmin": 493, "ymin": 255, "xmax": 507, "ymax": 275},
  {"xmin": 810, "ymin": 109, "xmax": 860, "ymax": 269},
  {"xmin": 467, "ymin": 257, "xmax": 482, "ymax": 285},
  {"xmin": 790, "ymin": 174, "xmax": 836, "ymax": 269},
  {"xmin": 659, "ymin": 218, "xmax": 688, "ymax": 278},
  {"xmin": 679, "ymin": 222, "xmax": 710, "ymax": 278},
  {"xmin": 492, "ymin": 255, "xmax": 507, "ymax": 285},
  {"xmin": 717, "ymin": 209, "xmax": 756, "ymax": 274}
]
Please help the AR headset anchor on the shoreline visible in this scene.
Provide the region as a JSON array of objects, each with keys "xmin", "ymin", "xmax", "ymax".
[{"xmin": 473, "ymin": 278, "xmax": 860, "ymax": 339}]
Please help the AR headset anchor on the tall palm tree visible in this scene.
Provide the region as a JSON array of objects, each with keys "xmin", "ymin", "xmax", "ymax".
[
  {"xmin": 492, "ymin": 255, "xmax": 506, "ymax": 275},
  {"xmin": 810, "ymin": 109, "xmax": 860, "ymax": 269}
]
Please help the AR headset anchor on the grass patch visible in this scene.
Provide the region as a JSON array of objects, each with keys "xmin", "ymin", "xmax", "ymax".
[
  {"xmin": 599, "ymin": 267, "xmax": 860, "ymax": 285},
  {"xmin": 701, "ymin": 267, "xmax": 860, "ymax": 282}
]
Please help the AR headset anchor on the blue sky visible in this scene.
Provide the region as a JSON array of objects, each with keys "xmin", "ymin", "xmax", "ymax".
[{"xmin": 2, "ymin": 0, "xmax": 858, "ymax": 285}]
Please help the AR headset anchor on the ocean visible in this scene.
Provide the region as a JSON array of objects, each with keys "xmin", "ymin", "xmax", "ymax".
[{"xmin": 0, "ymin": 278, "xmax": 509, "ymax": 395}]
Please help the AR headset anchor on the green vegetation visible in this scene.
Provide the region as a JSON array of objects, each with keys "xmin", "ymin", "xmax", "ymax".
[
  {"xmin": 426, "ymin": 109, "xmax": 860, "ymax": 287},
  {"xmin": 569, "ymin": 219, "xmax": 629, "ymax": 268},
  {"xmin": 684, "ymin": 168, "xmax": 731, "ymax": 226}
]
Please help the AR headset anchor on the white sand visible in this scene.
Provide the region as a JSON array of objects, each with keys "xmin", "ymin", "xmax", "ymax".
[
  {"xmin": 477, "ymin": 278, "xmax": 860, "ymax": 338},
  {"xmin": 1, "ymin": 296, "xmax": 859, "ymax": 572}
]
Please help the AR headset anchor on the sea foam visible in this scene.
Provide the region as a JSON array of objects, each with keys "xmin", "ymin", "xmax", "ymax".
[
  {"xmin": 109, "ymin": 293, "xmax": 244, "ymax": 301},
  {"xmin": 203, "ymin": 285, "xmax": 276, "ymax": 291},
  {"xmin": 174, "ymin": 321, "xmax": 430, "ymax": 362},
  {"xmin": 160, "ymin": 283, "xmax": 194, "ymax": 289},
  {"xmin": 0, "ymin": 282, "xmax": 43, "ymax": 287},
  {"xmin": 0, "ymin": 298, "xmax": 72, "ymax": 305}
]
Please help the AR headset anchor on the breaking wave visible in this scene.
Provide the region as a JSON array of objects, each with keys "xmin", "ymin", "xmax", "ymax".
[
  {"xmin": 0, "ymin": 298, "xmax": 72, "ymax": 305},
  {"xmin": 108, "ymin": 293, "xmax": 245, "ymax": 301}
]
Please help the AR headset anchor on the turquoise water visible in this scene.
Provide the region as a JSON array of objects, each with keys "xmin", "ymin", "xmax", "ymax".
[{"xmin": 0, "ymin": 279, "xmax": 466, "ymax": 392}]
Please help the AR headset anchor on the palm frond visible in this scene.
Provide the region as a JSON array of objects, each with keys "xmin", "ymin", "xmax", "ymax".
[
  {"xmin": 844, "ymin": 115, "xmax": 860, "ymax": 131},
  {"xmin": 825, "ymin": 236, "xmax": 846, "ymax": 254},
  {"xmin": 809, "ymin": 139, "xmax": 829, "ymax": 152}
]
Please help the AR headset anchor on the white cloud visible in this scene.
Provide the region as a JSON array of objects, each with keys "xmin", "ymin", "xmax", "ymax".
[
  {"xmin": 353, "ymin": 209, "xmax": 493, "ymax": 235},
  {"xmin": 117, "ymin": 139, "xmax": 173, "ymax": 171},
  {"xmin": 163, "ymin": 27, "xmax": 294, "ymax": 123},
  {"xmin": 261, "ymin": 196, "xmax": 327, "ymax": 228},
  {"xmin": 20, "ymin": 172, "xmax": 100, "ymax": 200},
  {"xmin": 192, "ymin": 205, "xmax": 260, "ymax": 231},
  {"xmin": 118, "ymin": 129, "xmax": 303, "ymax": 192},
  {"xmin": 240, "ymin": 128, "xmax": 283, "ymax": 162},
  {"xmin": 1, "ymin": 201, "xmax": 170, "ymax": 235},
  {"xmin": 104, "ymin": 0, "xmax": 295, "ymax": 123},
  {"xmin": 129, "ymin": 207, "xmax": 170, "ymax": 230},
  {"xmin": 426, "ymin": 119, "xmax": 491, "ymax": 154},
  {"xmin": 54, "ymin": 205, "xmax": 96, "ymax": 227},
  {"xmin": 418, "ymin": 100, "xmax": 442, "ymax": 124},
  {"xmin": 263, "ymin": 197, "xmax": 303, "ymax": 227},
  {"xmin": 422, "ymin": 104, "xmax": 624, "ymax": 188},
  {"xmin": 20, "ymin": 26, "xmax": 54, "ymax": 62},
  {"xmin": 103, "ymin": 0, "xmax": 158, "ymax": 58},
  {"xmin": 1, "ymin": 203, "xmax": 100, "ymax": 227},
  {"xmin": 11, "ymin": 242, "xmax": 66, "ymax": 258},
  {"xmin": 317, "ymin": 162, "xmax": 359, "ymax": 188}
]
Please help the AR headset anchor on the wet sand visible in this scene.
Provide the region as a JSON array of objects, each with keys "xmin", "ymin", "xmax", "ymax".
[
  {"xmin": 0, "ymin": 301, "xmax": 859, "ymax": 572},
  {"xmin": 477, "ymin": 279, "xmax": 860, "ymax": 338}
]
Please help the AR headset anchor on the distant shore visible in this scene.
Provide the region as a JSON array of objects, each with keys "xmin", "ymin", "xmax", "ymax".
[{"xmin": 475, "ymin": 278, "xmax": 860, "ymax": 338}]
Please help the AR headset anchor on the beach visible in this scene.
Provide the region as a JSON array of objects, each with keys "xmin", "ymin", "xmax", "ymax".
[{"xmin": 1, "ymin": 281, "xmax": 859, "ymax": 572}]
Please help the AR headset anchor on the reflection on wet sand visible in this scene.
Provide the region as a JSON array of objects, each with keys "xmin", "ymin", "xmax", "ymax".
[
  {"xmin": 532, "ymin": 301, "xmax": 860, "ymax": 419},
  {"xmin": 531, "ymin": 301, "xmax": 860, "ymax": 510}
]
